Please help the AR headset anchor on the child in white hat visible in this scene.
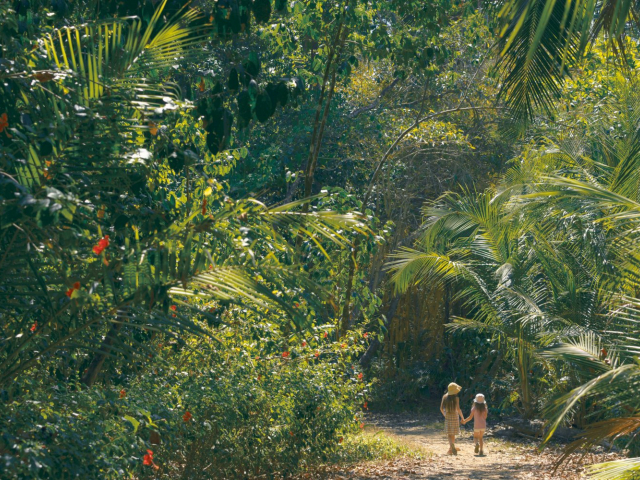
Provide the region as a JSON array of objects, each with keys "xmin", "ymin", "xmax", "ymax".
[{"xmin": 463, "ymin": 393, "xmax": 488, "ymax": 455}]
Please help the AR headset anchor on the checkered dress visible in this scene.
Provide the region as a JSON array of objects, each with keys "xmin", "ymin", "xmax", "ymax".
[{"xmin": 444, "ymin": 408, "xmax": 460, "ymax": 436}]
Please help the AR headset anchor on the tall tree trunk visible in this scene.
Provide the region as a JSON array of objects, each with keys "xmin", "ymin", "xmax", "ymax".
[{"xmin": 300, "ymin": 10, "xmax": 348, "ymax": 204}]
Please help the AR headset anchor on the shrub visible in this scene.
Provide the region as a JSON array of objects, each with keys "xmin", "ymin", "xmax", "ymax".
[{"xmin": 0, "ymin": 326, "xmax": 370, "ymax": 479}]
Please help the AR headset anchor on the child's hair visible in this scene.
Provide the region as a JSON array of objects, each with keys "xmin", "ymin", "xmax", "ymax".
[
  {"xmin": 474, "ymin": 401, "xmax": 487, "ymax": 413},
  {"xmin": 443, "ymin": 393, "xmax": 458, "ymax": 411}
]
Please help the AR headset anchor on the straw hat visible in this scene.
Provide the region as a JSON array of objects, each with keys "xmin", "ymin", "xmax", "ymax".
[
  {"xmin": 474, "ymin": 393, "xmax": 486, "ymax": 404},
  {"xmin": 447, "ymin": 382, "xmax": 462, "ymax": 395}
]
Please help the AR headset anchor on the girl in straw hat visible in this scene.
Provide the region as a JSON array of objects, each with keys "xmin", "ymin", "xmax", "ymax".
[
  {"xmin": 440, "ymin": 382, "xmax": 464, "ymax": 455},
  {"xmin": 463, "ymin": 393, "xmax": 488, "ymax": 455}
]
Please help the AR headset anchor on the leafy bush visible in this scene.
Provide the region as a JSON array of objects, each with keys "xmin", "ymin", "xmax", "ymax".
[{"xmin": 0, "ymin": 324, "xmax": 371, "ymax": 479}]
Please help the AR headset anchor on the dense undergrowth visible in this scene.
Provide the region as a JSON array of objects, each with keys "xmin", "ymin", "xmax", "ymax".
[{"xmin": 1, "ymin": 324, "xmax": 377, "ymax": 479}]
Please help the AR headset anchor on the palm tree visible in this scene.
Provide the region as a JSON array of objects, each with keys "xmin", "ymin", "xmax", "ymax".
[
  {"xmin": 386, "ymin": 187, "xmax": 548, "ymax": 417},
  {"xmin": 387, "ymin": 80, "xmax": 640, "ymax": 475},
  {"xmin": 385, "ymin": 83, "xmax": 640, "ymax": 416}
]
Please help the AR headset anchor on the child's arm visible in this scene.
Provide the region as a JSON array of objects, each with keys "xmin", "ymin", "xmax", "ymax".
[
  {"xmin": 463, "ymin": 406, "xmax": 474, "ymax": 424},
  {"xmin": 456, "ymin": 398, "xmax": 464, "ymax": 420},
  {"xmin": 440, "ymin": 397, "xmax": 446, "ymax": 417}
]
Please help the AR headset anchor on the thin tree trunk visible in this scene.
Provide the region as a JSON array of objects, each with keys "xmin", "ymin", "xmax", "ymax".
[
  {"xmin": 516, "ymin": 337, "xmax": 534, "ymax": 419},
  {"xmin": 304, "ymin": 68, "xmax": 339, "ymax": 197},
  {"xmin": 301, "ymin": 14, "xmax": 347, "ymax": 203},
  {"xmin": 303, "ymin": 28, "xmax": 348, "ymax": 202},
  {"xmin": 81, "ymin": 316, "xmax": 123, "ymax": 386}
]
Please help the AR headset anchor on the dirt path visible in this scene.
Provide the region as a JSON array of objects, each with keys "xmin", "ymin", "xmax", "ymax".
[{"xmin": 325, "ymin": 413, "xmax": 620, "ymax": 480}]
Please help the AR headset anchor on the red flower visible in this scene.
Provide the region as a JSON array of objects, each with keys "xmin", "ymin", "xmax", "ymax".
[
  {"xmin": 338, "ymin": 436, "xmax": 343, "ymax": 444},
  {"xmin": 30, "ymin": 322, "xmax": 37, "ymax": 333},
  {"xmin": 601, "ymin": 348, "xmax": 608, "ymax": 357},
  {"xmin": 364, "ymin": 401, "xmax": 368, "ymax": 410},
  {"xmin": 323, "ymin": 332, "xmax": 328, "ymax": 339},
  {"xmin": 358, "ymin": 372, "xmax": 363, "ymax": 380},
  {"xmin": 170, "ymin": 305, "xmax": 177, "ymax": 311},
  {"xmin": 93, "ymin": 235, "xmax": 109, "ymax": 255},
  {"xmin": 66, "ymin": 281, "xmax": 81, "ymax": 298},
  {"xmin": 294, "ymin": 302, "xmax": 300, "ymax": 308},
  {"xmin": 360, "ymin": 423, "xmax": 364, "ymax": 429},
  {"xmin": 363, "ymin": 332, "xmax": 368, "ymax": 339},
  {"xmin": 143, "ymin": 449, "xmax": 154, "ymax": 466},
  {"xmin": 282, "ymin": 351, "xmax": 290, "ymax": 358},
  {"xmin": 201, "ymin": 198, "xmax": 207, "ymax": 215},
  {"xmin": 119, "ymin": 389, "xmax": 126, "ymax": 399},
  {"xmin": 341, "ymin": 343, "xmax": 347, "ymax": 349},
  {"xmin": 257, "ymin": 374, "xmax": 262, "ymax": 381},
  {"xmin": 183, "ymin": 411, "xmax": 192, "ymax": 422},
  {"xmin": 289, "ymin": 431, "xmax": 294, "ymax": 436},
  {"xmin": 314, "ymin": 351, "xmax": 319, "ymax": 358},
  {"xmin": 0, "ymin": 113, "xmax": 8, "ymax": 133},
  {"xmin": 302, "ymin": 341, "xmax": 307, "ymax": 347}
]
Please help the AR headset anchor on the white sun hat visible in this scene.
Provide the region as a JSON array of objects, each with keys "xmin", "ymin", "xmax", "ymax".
[{"xmin": 474, "ymin": 393, "xmax": 486, "ymax": 404}]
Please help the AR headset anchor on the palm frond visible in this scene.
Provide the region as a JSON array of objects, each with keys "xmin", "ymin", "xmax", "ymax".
[
  {"xmin": 496, "ymin": 0, "xmax": 581, "ymax": 118},
  {"xmin": 41, "ymin": 0, "xmax": 205, "ymax": 108},
  {"xmin": 543, "ymin": 363, "xmax": 639, "ymax": 441},
  {"xmin": 540, "ymin": 332, "xmax": 617, "ymax": 374},
  {"xmin": 588, "ymin": 457, "xmax": 640, "ymax": 480}
]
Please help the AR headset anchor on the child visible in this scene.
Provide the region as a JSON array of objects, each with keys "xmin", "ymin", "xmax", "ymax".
[
  {"xmin": 463, "ymin": 393, "xmax": 488, "ymax": 455},
  {"xmin": 440, "ymin": 382, "xmax": 464, "ymax": 455}
]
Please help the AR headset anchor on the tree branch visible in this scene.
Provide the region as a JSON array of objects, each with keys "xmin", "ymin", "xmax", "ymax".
[{"xmin": 348, "ymin": 77, "xmax": 401, "ymax": 118}]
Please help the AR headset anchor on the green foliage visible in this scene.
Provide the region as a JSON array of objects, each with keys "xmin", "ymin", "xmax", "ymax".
[
  {"xmin": 496, "ymin": 0, "xmax": 640, "ymax": 118},
  {"xmin": 9, "ymin": 0, "xmax": 640, "ymax": 478},
  {"xmin": 388, "ymin": 59, "xmax": 640, "ymax": 475},
  {"xmin": 1, "ymin": 318, "xmax": 372, "ymax": 478}
]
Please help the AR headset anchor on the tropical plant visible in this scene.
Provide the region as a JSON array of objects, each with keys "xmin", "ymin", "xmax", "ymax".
[
  {"xmin": 496, "ymin": 0, "xmax": 640, "ymax": 118},
  {"xmin": 386, "ymin": 73, "xmax": 640, "ymax": 473},
  {"xmin": 0, "ymin": 0, "xmax": 366, "ymax": 390},
  {"xmin": 385, "ymin": 76, "xmax": 640, "ymax": 414}
]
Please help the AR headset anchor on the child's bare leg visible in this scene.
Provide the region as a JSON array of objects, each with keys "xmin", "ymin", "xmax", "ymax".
[
  {"xmin": 479, "ymin": 432, "xmax": 484, "ymax": 454},
  {"xmin": 448, "ymin": 434, "xmax": 456, "ymax": 453}
]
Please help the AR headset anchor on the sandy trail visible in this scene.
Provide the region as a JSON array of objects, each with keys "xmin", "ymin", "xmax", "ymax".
[{"xmin": 325, "ymin": 413, "xmax": 620, "ymax": 480}]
